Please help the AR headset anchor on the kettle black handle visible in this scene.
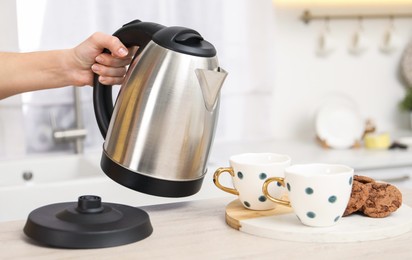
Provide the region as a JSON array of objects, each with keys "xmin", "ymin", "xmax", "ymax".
[{"xmin": 93, "ymin": 20, "xmax": 165, "ymax": 138}]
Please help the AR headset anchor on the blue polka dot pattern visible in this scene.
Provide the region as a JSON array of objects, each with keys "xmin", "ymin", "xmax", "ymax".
[
  {"xmin": 287, "ymin": 183, "xmax": 291, "ymax": 191},
  {"xmin": 307, "ymin": 212, "xmax": 316, "ymax": 218},
  {"xmin": 305, "ymin": 187, "xmax": 314, "ymax": 195},
  {"xmin": 259, "ymin": 173, "xmax": 267, "ymax": 180},
  {"xmin": 244, "ymin": 201, "xmax": 250, "ymax": 207},
  {"xmin": 334, "ymin": 216, "xmax": 340, "ymax": 222},
  {"xmin": 328, "ymin": 196, "xmax": 337, "ymax": 203},
  {"xmin": 237, "ymin": 171, "xmax": 243, "ymax": 179},
  {"xmin": 349, "ymin": 176, "xmax": 353, "ymax": 185},
  {"xmin": 258, "ymin": 195, "xmax": 267, "ymax": 202},
  {"xmin": 276, "ymin": 182, "xmax": 282, "ymax": 187}
]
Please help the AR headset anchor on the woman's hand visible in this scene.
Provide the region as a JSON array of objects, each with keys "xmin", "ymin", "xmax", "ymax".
[{"xmin": 70, "ymin": 32, "xmax": 135, "ymax": 86}]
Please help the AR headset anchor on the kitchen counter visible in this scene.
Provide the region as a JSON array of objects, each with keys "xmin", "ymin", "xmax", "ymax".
[
  {"xmin": 1, "ymin": 189, "xmax": 412, "ymax": 259},
  {"xmin": 4, "ymin": 137, "xmax": 412, "ymax": 223},
  {"xmin": 209, "ymin": 138, "xmax": 412, "ymax": 170}
]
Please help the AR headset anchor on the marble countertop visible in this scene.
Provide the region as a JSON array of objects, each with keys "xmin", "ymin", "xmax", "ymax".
[{"xmin": 1, "ymin": 189, "xmax": 411, "ymax": 259}]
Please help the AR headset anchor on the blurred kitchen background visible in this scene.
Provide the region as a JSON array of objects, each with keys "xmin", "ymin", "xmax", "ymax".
[{"xmin": 1, "ymin": 0, "xmax": 412, "ymax": 159}]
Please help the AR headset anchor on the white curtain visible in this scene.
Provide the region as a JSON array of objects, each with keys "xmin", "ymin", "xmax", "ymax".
[{"xmin": 19, "ymin": 0, "xmax": 276, "ymax": 152}]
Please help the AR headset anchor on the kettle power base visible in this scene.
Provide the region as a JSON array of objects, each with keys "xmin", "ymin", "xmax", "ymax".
[
  {"xmin": 225, "ymin": 199, "xmax": 412, "ymax": 243},
  {"xmin": 101, "ymin": 150, "xmax": 205, "ymax": 198},
  {"xmin": 23, "ymin": 195, "xmax": 153, "ymax": 249}
]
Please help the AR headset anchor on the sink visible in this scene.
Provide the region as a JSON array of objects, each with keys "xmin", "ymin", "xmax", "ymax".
[
  {"xmin": 0, "ymin": 154, "xmax": 100, "ymax": 186},
  {"xmin": 0, "ymin": 152, "xmax": 225, "ymax": 222}
]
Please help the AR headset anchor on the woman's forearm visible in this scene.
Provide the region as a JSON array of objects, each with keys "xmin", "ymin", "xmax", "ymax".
[
  {"xmin": 0, "ymin": 50, "xmax": 75, "ymax": 99},
  {"xmin": 0, "ymin": 32, "xmax": 132, "ymax": 100}
]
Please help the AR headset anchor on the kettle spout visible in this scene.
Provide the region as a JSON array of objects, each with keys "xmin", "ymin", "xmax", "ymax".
[{"xmin": 195, "ymin": 67, "xmax": 228, "ymax": 111}]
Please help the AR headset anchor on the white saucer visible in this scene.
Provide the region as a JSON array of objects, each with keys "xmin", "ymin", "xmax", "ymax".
[{"xmin": 315, "ymin": 102, "xmax": 364, "ymax": 149}]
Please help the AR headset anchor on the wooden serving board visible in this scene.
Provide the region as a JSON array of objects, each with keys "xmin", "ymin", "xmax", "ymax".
[{"xmin": 225, "ymin": 199, "xmax": 412, "ymax": 243}]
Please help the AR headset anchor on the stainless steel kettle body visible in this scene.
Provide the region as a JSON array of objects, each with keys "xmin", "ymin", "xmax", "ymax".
[{"xmin": 93, "ymin": 20, "xmax": 227, "ymax": 197}]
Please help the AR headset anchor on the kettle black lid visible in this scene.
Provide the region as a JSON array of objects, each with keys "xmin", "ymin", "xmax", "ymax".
[
  {"xmin": 23, "ymin": 195, "xmax": 152, "ymax": 249},
  {"xmin": 153, "ymin": 26, "xmax": 217, "ymax": 57}
]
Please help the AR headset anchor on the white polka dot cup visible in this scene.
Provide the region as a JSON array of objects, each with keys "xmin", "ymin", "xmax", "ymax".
[
  {"xmin": 213, "ymin": 153, "xmax": 291, "ymax": 210},
  {"xmin": 262, "ymin": 163, "xmax": 353, "ymax": 227}
]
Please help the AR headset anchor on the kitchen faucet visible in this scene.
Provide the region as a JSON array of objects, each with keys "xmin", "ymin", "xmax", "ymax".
[{"xmin": 51, "ymin": 87, "xmax": 87, "ymax": 154}]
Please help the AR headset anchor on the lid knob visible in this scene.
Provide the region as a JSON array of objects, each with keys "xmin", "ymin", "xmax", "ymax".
[{"xmin": 175, "ymin": 32, "xmax": 204, "ymax": 46}]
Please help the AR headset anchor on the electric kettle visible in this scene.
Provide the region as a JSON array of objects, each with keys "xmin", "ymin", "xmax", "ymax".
[{"xmin": 93, "ymin": 20, "xmax": 228, "ymax": 197}]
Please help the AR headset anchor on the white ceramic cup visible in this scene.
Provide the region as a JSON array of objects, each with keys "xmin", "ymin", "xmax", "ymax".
[
  {"xmin": 213, "ymin": 153, "xmax": 291, "ymax": 210},
  {"xmin": 263, "ymin": 163, "xmax": 354, "ymax": 227},
  {"xmin": 316, "ymin": 29, "xmax": 336, "ymax": 57},
  {"xmin": 348, "ymin": 29, "xmax": 369, "ymax": 55},
  {"xmin": 379, "ymin": 27, "xmax": 401, "ymax": 54}
]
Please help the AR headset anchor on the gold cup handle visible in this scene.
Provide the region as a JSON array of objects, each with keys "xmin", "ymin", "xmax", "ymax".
[
  {"xmin": 213, "ymin": 167, "xmax": 239, "ymax": 195},
  {"xmin": 262, "ymin": 177, "xmax": 291, "ymax": 207}
]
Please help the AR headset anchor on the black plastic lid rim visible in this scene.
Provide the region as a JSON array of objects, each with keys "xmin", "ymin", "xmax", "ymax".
[{"xmin": 121, "ymin": 20, "xmax": 216, "ymax": 57}]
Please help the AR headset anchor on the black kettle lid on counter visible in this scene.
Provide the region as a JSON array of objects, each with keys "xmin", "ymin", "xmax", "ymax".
[{"xmin": 23, "ymin": 195, "xmax": 152, "ymax": 249}]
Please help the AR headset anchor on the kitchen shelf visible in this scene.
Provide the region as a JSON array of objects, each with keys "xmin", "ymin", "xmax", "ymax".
[{"xmin": 301, "ymin": 9, "xmax": 412, "ymax": 24}]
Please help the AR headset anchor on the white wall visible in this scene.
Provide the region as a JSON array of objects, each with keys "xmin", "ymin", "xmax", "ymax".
[
  {"xmin": 0, "ymin": 0, "xmax": 18, "ymax": 52},
  {"xmin": 10, "ymin": 0, "xmax": 278, "ymax": 154},
  {"xmin": 1, "ymin": 1, "xmax": 412, "ymax": 159},
  {"xmin": 270, "ymin": 4, "xmax": 412, "ymax": 141},
  {"xmin": 0, "ymin": 0, "xmax": 26, "ymax": 158}
]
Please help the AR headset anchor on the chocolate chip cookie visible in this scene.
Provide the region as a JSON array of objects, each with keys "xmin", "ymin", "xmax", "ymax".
[
  {"xmin": 343, "ymin": 180, "xmax": 370, "ymax": 216},
  {"xmin": 361, "ymin": 182, "xmax": 402, "ymax": 218},
  {"xmin": 354, "ymin": 175, "xmax": 375, "ymax": 184},
  {"xmin": 343, "ymin": 175, "xmax": 403, "ymax": 218}
]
